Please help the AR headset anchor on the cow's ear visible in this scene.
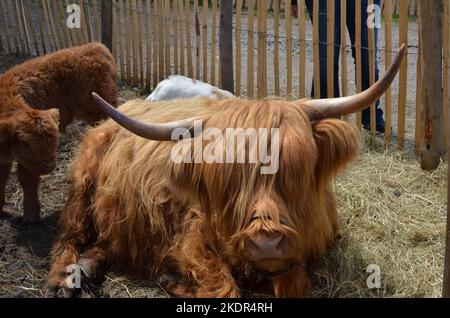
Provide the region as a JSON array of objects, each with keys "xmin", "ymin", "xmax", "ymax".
[
  {"xmin": 312, "ymin": 119, "xmax": 360, "ymax": 185},
  {"xmin": 46, "ymin": 108, "xmax": 60, "ymax": 126}
]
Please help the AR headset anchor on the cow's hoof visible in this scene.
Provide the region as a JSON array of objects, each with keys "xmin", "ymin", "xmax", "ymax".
[{"xmin": 77, "ymin": 258, "xmax": 102, "ymax": 285}]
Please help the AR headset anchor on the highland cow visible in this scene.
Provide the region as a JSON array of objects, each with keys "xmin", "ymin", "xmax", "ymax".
[
  {"xmin": 0, "ymin": 43, "xmax": 117, "ymax": 223},
  {"xmin": 45, "ymin": 45, "xmax": 406, "ymax": 297}
]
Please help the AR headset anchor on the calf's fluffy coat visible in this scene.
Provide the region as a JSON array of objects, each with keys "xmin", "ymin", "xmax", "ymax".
[{"xmin": 0, "ymin": 43, "xmax": 118, "ymax": 223}]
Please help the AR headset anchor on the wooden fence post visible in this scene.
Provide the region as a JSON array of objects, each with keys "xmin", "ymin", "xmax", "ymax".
[
  {"xmin": 444, "ymin": 0, "xmax": 450, "ymax": 298},
  {"xmin": 102, "ymin": 0, "xmax": 113, "ymax": 52},
  {"xmin": 219, "ymin": 0, "xmax": 234, "ymax": 93},
  {"xmin": 445, "ymin": 146, "xmax": 450, "ymax": 297},
  {"xmin": 419, "ymin": 0, "xmax": 443, "ymax": 171}
]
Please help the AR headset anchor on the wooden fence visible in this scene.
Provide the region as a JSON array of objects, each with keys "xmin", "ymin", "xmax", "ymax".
[{"xmin": 0, "ymin": 0, "xmax": 449, "ymax": 156}]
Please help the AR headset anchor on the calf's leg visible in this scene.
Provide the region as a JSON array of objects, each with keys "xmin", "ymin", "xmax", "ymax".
[
  {"xmin": 0, "ymin": 163, "xmax": 12, "ymax": 213},
  {"xmin": 17, "ymin": 164, "xmax": 41, "ymax": 224}
]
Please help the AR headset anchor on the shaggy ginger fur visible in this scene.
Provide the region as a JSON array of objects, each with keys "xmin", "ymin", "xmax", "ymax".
[
  {"xmin": 1, "ymin": 42, "xmax": 118, "ymax": 133},
  {"xmin": 46, "ymin": 98, "xmax": 359, "ymax": 298},
  {"xmin": 0, "ymin": 43, "xmax": 117, "ymax": 223}
]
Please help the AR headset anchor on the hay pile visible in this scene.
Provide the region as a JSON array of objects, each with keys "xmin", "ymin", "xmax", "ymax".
[{"xmin": 313, "ymin": 144, "xmax": 447, "ymax": 298}]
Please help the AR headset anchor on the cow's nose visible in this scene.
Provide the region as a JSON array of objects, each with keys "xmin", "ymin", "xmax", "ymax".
[{"xmin": 246, "ymin": 232, "xmax": 284, "ymax": 259}]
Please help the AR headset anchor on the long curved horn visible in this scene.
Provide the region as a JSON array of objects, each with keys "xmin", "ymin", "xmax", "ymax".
[
  {"xmin": 303, "ymin": 44, "xmax": 407, "ymax": 121},
  {"xmin": 92, "ymin": 93, "xmax": 198, "ymax": 141}
]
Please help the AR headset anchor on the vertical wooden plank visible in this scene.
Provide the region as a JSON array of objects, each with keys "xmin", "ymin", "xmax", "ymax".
[
  {"xmin": 210, "ymin": 0, "xmax": 217, "ymax": 85},
  {"xmin": 7, "ymin": 0, "xmax": 19, "ymax": 53},
  {"xmin": 158, "ymin": 0, "xmax": 165, "ymax": 80},
  {"xmin": 102, "ymin": 0, "xmax": 113, "ymax": 51},
  {"xmin": 273, "ymin": 0, "xmax": 280, "ymax": 96},
  {"xmin": 444, "ymin": 148, "xmax": 450, "ymax": 297},
  {"xmin": 235, "ymin": 0, "xmax": 243, "ymax": 96},
  {"xmin": 355, "ymin": 0, "xmax": 362, "ymax": 128},
  {"xmin": 414, "ymin": 31, "xmax": 422, "ymax": 156},
  {"xmin": 85, "ymin": 1, "xmax": 94, "ymax": 42},
  {"xmin": 443, "ymin": 0, "xmax": 449, "ymax": 154},
  {"xmin": 312, "ymin": 0, "xmax": 320, "ymax": 99},
  {"xmin": 0, "ymin": 0, "xmax": 12, "ymax": 53},
  {"xmin": 368, "ymin": 0, "xmax": 376, "ymax": 138},
  {"xmin": 186, "ymin": 0, "xmax": 194, "ymax": 78},
  {"xmin": 41, "ymin": 0, "xmax": 55, "ymax": 51},
  {"xmin": 120, "ymin": 0, "xmax": 126, "ymax": 80},
  {"xmin": 444, "ymin": 11, "xmax": 450, "ymax": 300},
  {"xmin": 397, "ymin": 0, "xmax": 408, "ymax": 148},
  {"xmin": 65, "ymin": 0, "xmax": 78, "ymax": 47},
  {"xmin": 58, "ymin": 0, "xmax": 72, "ymax": 48},
  {"xmin": 93, "ymin": 0, "xmax": 101, "ymax": 41},
  {"xmin": 419, "ymin": 0, "xmax": 442, "ymax": 170},
  {"xmin": 12, "ymin": 0, "xmax": 22, "ymax": 54},
  {"xmin": 0, "ymin": 14, "xmax": 3, "ymax": 53},
  {"xmin": 326, "ymin": 0, "xmax": 334, "ymax": 98},
  {"xmin": 79, "ymin": 0, "xmax": 89, "ymax": 44},
  {"xmin": 164, "ymin": 0, "xmax": 171, "ymax": 77},
  {"xmin": 202, "ymin": 0, "xmax": 208, "ymax": 82},
  {"xmin": 153, "ymin": 0, "xmax": 159, "ymax": 84},
  {"xmin": 21, "ymin": 1, "xmax": 32, "ymax": 54},
  {"xmin": 72, "ymin": 0, "xmax": 83, "ymax": 45},
  {"xmin": 194, "ymin": 0, "xmax": 200, "ymax": 79},
  {"xmin": 219, "ymin": 0, "xmax": 234, "ymax": 92},
  {"xmin": 0, "ymin": 1, "xmax": 6, "ymax": 52},
  {"xmin": 138, "ymin": 0, "xmax": 144, "ymax": 86},
  {"xmin": 173, "ymin": 0, "xmax": 179, "ymax": 75},
  {"xmin": 113, "ymin": 0, "xmax": 118, "ymax": 59},
  {"xmin": 25, "ymin": 0, "xmax": 40, "ymax": 55},
  {"xmin": 257, "ymin": 0, "xmax": 267, "ymax": 98},
  {"xmin": 18, "ymin": 0, "xmax": 31, "ymax": 54},
  {"xmin": 48, "ymin": 0, "xmax": 62, "ymax": 49},
  {"xmin": 79, "ymin": 0, "xmax": 87, "ymax": 43},
  {"xmin": 126, "ymin": 0, "xmax": 132, "ymax": 83},
  {"xmin": 179, "ymin": 0, "xmax": 185, "ymax": 76},
  {"xmin": 384, "ymin": 0, "xmax": 393, "ymax": 147},
  {"xmin": 131, "ymin": 0, "xmax": 139, "ymax": 85},
  {"xmin": 340, "ymin": 0, "xmax": 348, "ymax": 119},
  {"xmin": 146, "ymin": 0, "xmax": 152, "ymax": 88},
  {"xmin": 14, "ymin": 0, "xmax": 26, "ymax": 54},
  {"xmin": 51, "ymin": 0, "xmax": 66, "ymax": 48},
  {"xmin": 284, "ymin": 0, "xmax": 292, "ymax": 96},
  {"xmin": 298, "ymin": 0, "xmax": 305, "ymax": 98},
  {"xmin": 247, "ymin": 0, "xmax": 255, "ymax": 98}
]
